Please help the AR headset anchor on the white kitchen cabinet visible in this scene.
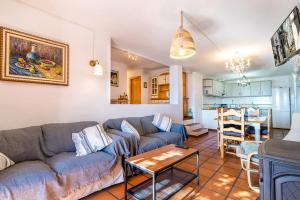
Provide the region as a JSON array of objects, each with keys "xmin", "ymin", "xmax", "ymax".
[
  {"xmin": 225, "ymin": 83, "xmax": 233, "ymax": 97},
  {"xmin": 240, "ymin": 84, "xmax": 251, "ymax": 96},
  {"xmin": 231, "ymin": 83, "xmax": 241, "ymax": 97},
  {"xmin": 260, "ymin": 81, "xmax": 272, "ymax": 96},
  {"xmin": 250, "ymin": 82, "xmax": 261, "ymax": 96},
  {"xmin": 203, "ymin": 79, "xmax": 224, "ymax": 97}
]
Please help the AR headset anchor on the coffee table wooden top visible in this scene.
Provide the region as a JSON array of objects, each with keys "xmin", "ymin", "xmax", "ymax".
[{"xmin": 125, "ymin": 144, "xmax": 198, "ymax": 174}]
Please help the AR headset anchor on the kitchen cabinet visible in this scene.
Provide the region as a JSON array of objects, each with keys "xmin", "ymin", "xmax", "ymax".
[
  {"xmin": 250, "ymin": 81, "xmax": 272, "ymax": 96},
  {"xmin": 231, "ymin": 83, "xmax": 241, "ymax": 97},
  {"xmin": 224, "ymin": 83, "xmax": 233, "ymax": 97},
  {"xmin": 151, "ymin": 77, "xmax": 158, "ymax": 98},
  {"xmin": 260, "ymin": 81, "xmax": 272, "ymax": 96},
  {"xmin": 157, "ymin": 73, "xmax": 169, "ymax": 85},
  {"xmin": 250, "ymin": 82, "xmax": 261, "ymax": 96},
  {"xmin": 240, "ymin": 84, "xmax": 251, "ymax": 96},
  {"xmin": 203, "ymin": 79, "xmax": 224, "ymax": 97}
]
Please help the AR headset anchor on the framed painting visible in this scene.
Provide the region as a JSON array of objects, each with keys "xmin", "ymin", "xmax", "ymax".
[
  {"xmin": 0, "ymin": 27, "xmax": 69, "ymax": 85},
  {"xmin": 111, "ymin": 70, "xmax": 119, "ymax": 87}
]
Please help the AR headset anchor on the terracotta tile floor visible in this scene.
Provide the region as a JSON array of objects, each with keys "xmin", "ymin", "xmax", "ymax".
[{"xmin": 84, "ymin": 130, "xmax": 260, "ymax": 200}]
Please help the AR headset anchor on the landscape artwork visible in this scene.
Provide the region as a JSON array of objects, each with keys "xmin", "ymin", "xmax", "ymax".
[{"xmin": 0, "ymin": 27, "xmax": 69, "ymax": 85}]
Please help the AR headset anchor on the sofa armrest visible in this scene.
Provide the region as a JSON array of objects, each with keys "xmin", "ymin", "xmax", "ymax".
[
  {"xmin": 102, "ymin": 133, "xmax": 130, "ymax": 157},
  {"xmin": 170, "ymin": 123, "xmax": 188, "ymax": 140}
]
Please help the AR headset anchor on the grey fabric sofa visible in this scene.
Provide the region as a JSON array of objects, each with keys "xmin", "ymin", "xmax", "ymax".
[
  {"xmin": 104, "ymin": 115, "xmax": 188, "ymax": 156},
  {"xmin": 0, "ymin": 121, "xmax": 129, "ymax": 200}
]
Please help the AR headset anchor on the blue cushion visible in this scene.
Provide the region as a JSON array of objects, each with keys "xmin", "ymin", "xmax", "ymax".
[
  {"xmin": 223, "ymin": 131, "xmax": 242, "ymax": 137},
  {"xmin": 246, "ymin": 126, "xmax": 268, "ymax": 135}
]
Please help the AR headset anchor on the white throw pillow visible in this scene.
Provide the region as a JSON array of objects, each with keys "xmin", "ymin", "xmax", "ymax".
[
  {"xmin": 72, "ymin": 124, "xmax": 113, "ymax": 156},
  {"xmin": 152, "ymin": 113, "xmax": 172, "ymax": 132},
  {"xmin": 0, "ymin": 152, "xmax": 14, "ymax": 171},
  {"xmin": 121, "ymin": 120, "xmax": 140, "ymax": 140}
]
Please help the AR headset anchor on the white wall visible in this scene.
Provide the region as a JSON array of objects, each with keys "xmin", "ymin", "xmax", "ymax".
[
  {"xmin": 111, "ymin": 61, "xmax": 127, "ymax": 99},
  {"xmin": 0, "ymin": 0, "xmax": 182, "ymax": 129}
]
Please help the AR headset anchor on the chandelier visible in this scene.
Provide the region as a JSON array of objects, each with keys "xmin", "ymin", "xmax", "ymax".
[
  {"xmin": 127, "ymin": 52, "xmax": 137, "ymax": 61},
  {"xmin": 170, "ymin": 11, "xmax": 196, "ymax": 59},
  {"xmin": 237, "ymin": 75, "xmax": 250, "ymax": 87},
  {"xmin": 225, "ymin": 52, "xmax": 250, "ymax": 74}
]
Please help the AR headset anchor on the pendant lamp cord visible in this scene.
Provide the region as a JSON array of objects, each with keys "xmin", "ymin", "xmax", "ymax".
[{"xmin": 180, "ymin": 10, "xmax": 183, "ymax": 27}]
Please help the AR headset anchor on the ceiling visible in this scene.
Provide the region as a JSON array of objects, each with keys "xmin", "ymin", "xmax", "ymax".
[
  {"xmin": 17, "ymin": 0, "xmax": 300, "ymax": 79},
  {"xmin": 111, "ymin": 47, "xmax": 168, "ymax": 70}
]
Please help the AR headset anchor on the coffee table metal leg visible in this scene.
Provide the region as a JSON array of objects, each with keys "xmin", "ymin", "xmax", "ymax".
[
  {"xmin": 124, "ymin": 162, "xmax": 127, "ymax": 200},
  {"xmin": 196, "ymin": 152, "xmax": 200, "ymax": 185},
  {"xmin": 152, "ymin": 173, "xmax": 156, "ymax": 200}
]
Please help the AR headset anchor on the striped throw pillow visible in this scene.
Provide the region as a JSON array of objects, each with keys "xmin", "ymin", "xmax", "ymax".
[
  {"xmin": 72, "ymin": 124, "xmax": 113, "ymax": 156},
  {"xmin": 0, "ymin": 152, "xmax": 14, "ymax": 171},
  {"xmin": 152, "ymin": 113, "xmax": 172, "ymax": 132},
  {"xmin": 121, "ymin": 120, "xmax": 140, "ymax": 140}
]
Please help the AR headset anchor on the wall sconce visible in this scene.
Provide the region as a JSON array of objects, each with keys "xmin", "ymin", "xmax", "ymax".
[{"xmin": 89, "ymin": 59, "xmax": 103, "ymax": 76}]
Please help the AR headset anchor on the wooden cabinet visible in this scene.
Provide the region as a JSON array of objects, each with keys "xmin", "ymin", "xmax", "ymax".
[
  {"xmin": 157, "ymin": 73, "xmax": 169, "ymax": 85},
  {"xmin": 151, "ymin": 77, "xmax": 158, "ymax": 98}
]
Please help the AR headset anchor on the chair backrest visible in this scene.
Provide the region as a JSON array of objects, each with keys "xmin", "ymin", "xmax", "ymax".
[
  {"xmin": 220, "ymin": 108, "xmax": 245, "ymax": 139},
  {"xmin": 247, "ymin": 107, "xmax": 259, "ymax": 117}
]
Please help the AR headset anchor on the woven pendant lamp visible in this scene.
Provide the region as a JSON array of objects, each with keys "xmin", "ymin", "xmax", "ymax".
[{"xmin": 170, "ymin": 11, "xmax": 196, "ymax": 59}]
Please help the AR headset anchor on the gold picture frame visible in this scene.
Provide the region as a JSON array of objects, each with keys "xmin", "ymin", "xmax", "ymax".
[{"xmin": 0, "ymin": 27, "xmax": 69, "ymax": 85}]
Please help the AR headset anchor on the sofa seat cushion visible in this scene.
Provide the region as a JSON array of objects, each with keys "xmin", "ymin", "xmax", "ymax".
[
  {"xmin": 150, "ymin": 132, "xmax": 184, "ymax": 146},
  {"xmin": 0, "ymin": 161, "xmax": 60, "ymax": 200},
  {"xmin": 46, "ymin": 151, "xmax": 117, "ymax": 191},
  {"xmin": 138, "ymin": 136, "xmax": 166, "ymax": 153}
]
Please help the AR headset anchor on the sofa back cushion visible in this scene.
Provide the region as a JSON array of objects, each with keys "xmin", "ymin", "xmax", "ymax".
[
  {"xmin": 104, "ymin": 117, "xmax": 144, "ymax": 135},
  {"xmin": 41, "ymin": 121, "xmax": 98, "ymax": 155},
  {"xmin": 140, "ymin": 115, "xmax": 159, "ymax": 135},
  {"xmin": 0, "ymin": 126, "xmax": 46, "ymax": 163}
]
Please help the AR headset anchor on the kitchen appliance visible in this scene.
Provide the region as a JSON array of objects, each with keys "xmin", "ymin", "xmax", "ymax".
[{"xmin": 272, "ymin": 88, "xmax": 291, "ymax": 129}]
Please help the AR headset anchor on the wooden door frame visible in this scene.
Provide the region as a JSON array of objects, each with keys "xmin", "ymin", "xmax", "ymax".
[{"xmin": 130, "ymin": 76, "xmax": 141, "ymax": 104}]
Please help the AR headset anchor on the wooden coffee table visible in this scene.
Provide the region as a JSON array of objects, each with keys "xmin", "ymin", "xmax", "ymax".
[{"xmin": 124, "ymin": 144, "xmax": 199, "ymax": 200}]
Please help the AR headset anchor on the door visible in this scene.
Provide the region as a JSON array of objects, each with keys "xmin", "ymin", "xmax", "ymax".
[{"xmin": 130, "ymin": 76, "xmax": 141, "ymax": 104}]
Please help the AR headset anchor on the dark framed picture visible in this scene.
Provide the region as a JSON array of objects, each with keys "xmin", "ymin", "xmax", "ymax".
[
  {"xmin": 0, "ymin": 27, "xmax": 69, "ymax": 85},
  {"xmin": 111, "ymin": 70, "xmax": 119, "ymax": 87},
  {"xmin": 144, "ymin": 82, "xmax": 147, "ymax": 88}
]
